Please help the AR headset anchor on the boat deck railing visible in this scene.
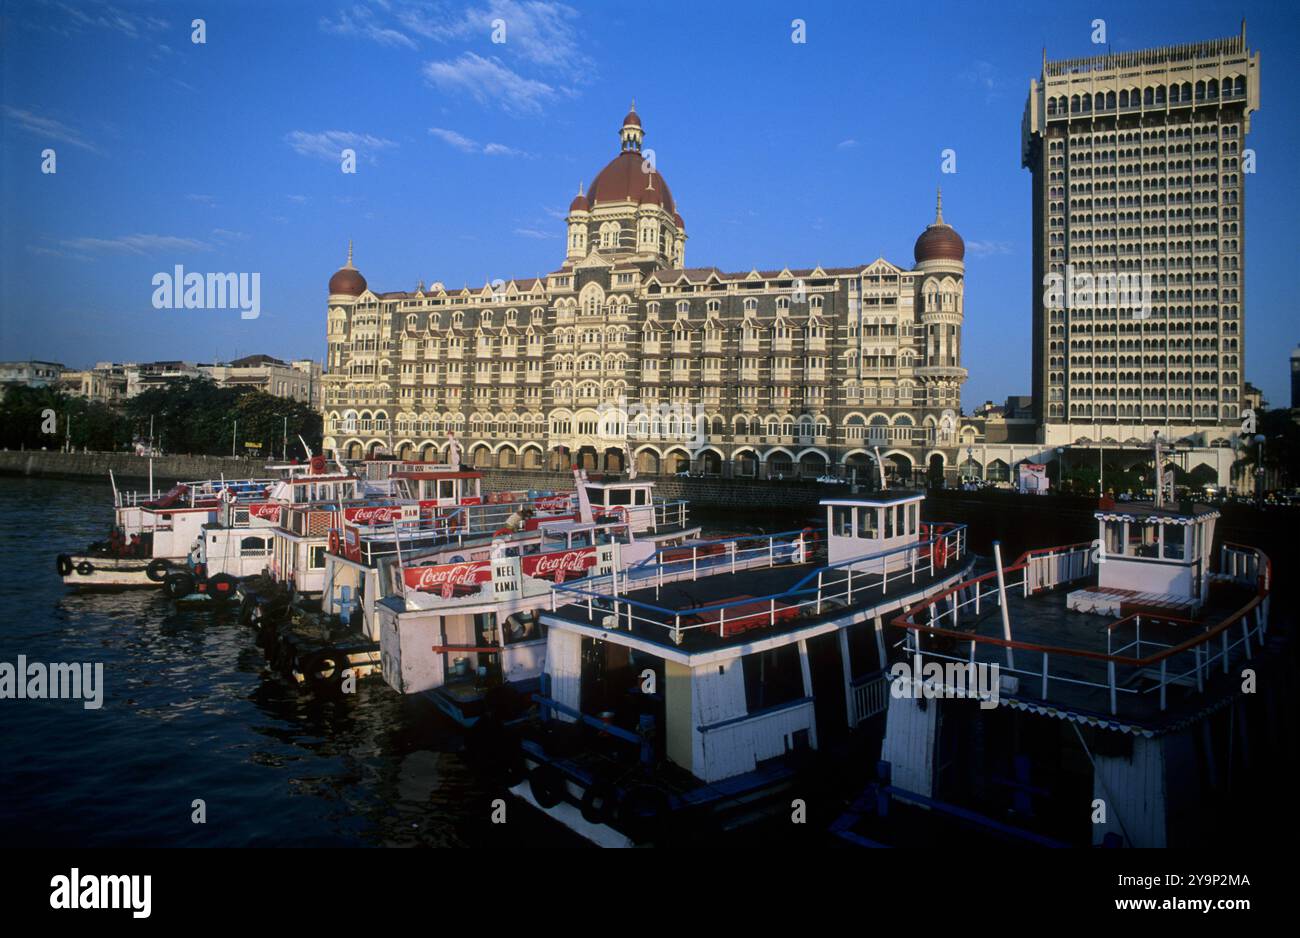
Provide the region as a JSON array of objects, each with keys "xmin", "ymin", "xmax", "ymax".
[
  {"xmin": 890, "ymin": 542, "xmax": 1272, "ymax": 719},
  {"xmin": 550, "ymin": 524, "xmax": 968, "ymax": 647},
  {"xmin": 116, "ymin": 478, "xmax": 279, "ymax": 509}
]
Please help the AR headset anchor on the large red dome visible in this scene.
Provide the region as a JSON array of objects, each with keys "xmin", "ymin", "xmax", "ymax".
[{"xmin": 588, "ymin": 150, "xmax": 675, "ymax": 214}]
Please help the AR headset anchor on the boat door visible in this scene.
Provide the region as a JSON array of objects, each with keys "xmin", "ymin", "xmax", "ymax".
[{"xmin": 805, "ymin": 631, "xmax": 849, "ymax": 746}]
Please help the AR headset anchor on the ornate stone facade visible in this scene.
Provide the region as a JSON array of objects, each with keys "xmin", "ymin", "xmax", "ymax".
[{"xmin": 321, "ymin": 107, "xmax": 972, "ymax": 483}]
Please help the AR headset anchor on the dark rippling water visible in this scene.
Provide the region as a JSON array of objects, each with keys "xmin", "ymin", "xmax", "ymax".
[{"xmin": 0, "ymin": 476, "xmax": 602, "ymax": 847}]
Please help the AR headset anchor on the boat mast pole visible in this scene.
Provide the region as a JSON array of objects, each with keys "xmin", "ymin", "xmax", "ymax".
[{"xmin": 993, "ymin": 540, "xmax": 1015, "ymax": 671}]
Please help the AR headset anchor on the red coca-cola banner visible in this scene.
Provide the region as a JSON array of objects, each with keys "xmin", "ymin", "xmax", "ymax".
[
  {"xmin": 460, "ymin": 496, "xmax": 482, "ymax": 506},
  {"xmin": 521, "ymin": 547, "xmax": 597, "ymax": 584},
  {"xmin": 402, "ymin": 560, "xmax": 492, "ymax": 598},
  {"xmin": 248, "ymin": 503, "xmax": 281, "ymax": 520},
  {"xmin": 487, "ymin": 490, "xmax": 529, "ymax": 504},
  {"xmin": 532, "ymin": 495, "xmax": 572, "ymax": 512},
  {"xmin": 344, "ymin": 505, "xmax": 405, "ymax": 525}
]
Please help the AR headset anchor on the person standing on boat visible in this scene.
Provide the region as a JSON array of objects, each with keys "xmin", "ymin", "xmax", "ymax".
[{"xmin": 504, "ymin": 506, "xmax": 535, "ymax": 533}]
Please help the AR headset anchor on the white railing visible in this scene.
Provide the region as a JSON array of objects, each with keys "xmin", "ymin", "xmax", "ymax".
[
  {"xmin": 850, "ymin": 672, "xmax": 890, "ymax": 725},
  {"xmin": 893, "ymin": 542, "xmax": 1271, "ymax": 717},
  {"xmin": 553, "ymin": 525, "xmax": 968, "ymax": 646}
]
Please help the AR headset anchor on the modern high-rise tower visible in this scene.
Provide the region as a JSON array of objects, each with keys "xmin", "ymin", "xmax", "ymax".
[{"xmin": 1022, "ymin": 25, "xmax": 1259, "ymax": 448}]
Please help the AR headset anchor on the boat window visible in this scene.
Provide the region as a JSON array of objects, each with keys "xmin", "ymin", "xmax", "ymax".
[
  {"xmin": 634, "ymin": 489, "xmax": 648, "ymax": 506},
  {"xmin": 1104, "ymin": 521, "xmax": 1123, "ymax": 556},
  {"xmin": 1128, "ymin": 522, "xmax": 1159, "ymax": 558},
  {"xmin": 608, "ymin": 488, "xmax": 633, "ymax": 506},
  {"xmin": 908, "ymin": 503, "xmax": 918, "ymax": 535},
  {"xmin": 240, "ymin": 536, "xmax": 267, "ymax": 551},
  {"xmin": 742, "ymin": 645, "xmax": 805, "ymax": 712},
  {"xmin": 440, "ymin": 480, "xmax": 455, "ymax": 499},
  {"xmin": 309, "ymin": 545, "xmax": 327, "ymax": 569},
  {"xmin": 832, "ymin": 506, "xmax": 854, "ymax": 537},
  {"xmin": 884, "ymin": 506, "xmax": 895, "ymax": 538},
  {"xmin": 857, "ymin": 508, "xmax": 877, "ymax": 539},
  {"xmin": 1162, "ymin": 525, "xmax": 1186, "ymax": 561}
]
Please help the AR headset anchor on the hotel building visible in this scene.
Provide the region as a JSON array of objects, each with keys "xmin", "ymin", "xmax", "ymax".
[
  {"xmin": 321, "ymin": 106, "xmax": 974, "ymax": 483},
  {"xmin": 1022, "ymin": 26, "xmax": 1259, "ymax": 456}
]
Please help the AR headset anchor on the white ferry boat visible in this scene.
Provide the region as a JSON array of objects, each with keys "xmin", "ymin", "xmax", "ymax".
[
  {"xmin": 830, "ymin": 493, "xmax": 1275, "ymax": 848},
  {"xmin": 55, "ymin": 467, "xmax": 296, "ymax": 589},
  {"xmin": 504, "ymin": 488, "xmax": 972, "ymax": 846},
  {"xmin": 258, "ymin": 469, "xmax": 703, "ymax": 700}
]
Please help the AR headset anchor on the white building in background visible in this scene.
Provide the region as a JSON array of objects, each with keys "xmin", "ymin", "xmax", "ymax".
[
  {"xmin": 0, "ymin": 360, "xmax": 64, "ymax": 392},
  {"xmin": 200, "ymin": 354, "xmax": 321, "ymax": 408}
]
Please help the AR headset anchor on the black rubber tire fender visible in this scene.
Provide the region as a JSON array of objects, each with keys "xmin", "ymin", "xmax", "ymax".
[
  {"xmin": 76, "ymin": 560, "xmax": 94, "ymax": 576},
  {"xmin": 238, "ymin": 595, "xmax": 257, "ymax": 626},
  {"xmin": 300, "ymin": 648, "xmax": 348, "ymax": 692},
  {"xmin": 162, "ymin": 572, "xmax": 196, "ymax": 600},
  {"xmin": 528, "ymin": 763, "xmax": 566, "ymax": 809},
  {"xmin": 580, "ymin": 779, "xmax": 619, "ymax": 826},
  {"xmin": 618, "ymin": 784, "xmax": 672, "ymax": 843},
  {"xmin": 56, "ymin": 554, "xmax": 74, "ymax": 577},
  {"xmin": 145, "ymin": 558, "xmax": 171, "ymax": 583},
  {"xmin": 207, "ymin": 573, "xmax": 239, "ymax": 604}
]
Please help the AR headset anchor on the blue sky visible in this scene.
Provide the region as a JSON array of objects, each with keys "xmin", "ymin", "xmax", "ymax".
[{"xmin": 2, "ymin": 0, "xmax": 1297, "ymax": 409}]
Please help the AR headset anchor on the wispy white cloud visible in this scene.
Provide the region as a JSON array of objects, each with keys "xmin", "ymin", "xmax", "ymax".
[
  {"xmin": 286, "ymin": 194, "xmax": 310, "ymax": 203},
  {"xmin": 966, "ymin": 240, "xmax": 1015, "ymax": 257},
  {"xmin": 186, "ymin": 193, "xmax": 217, "ymax": 206},
  {"xmin": 320, "ymin": 5, "xmax": 417, "ymax": 49},
  {"xmin": 211, "ymin": 228, "xmax": 250, "ymax": 242},
  {"xmin": 423, "ymin": 52, "xmax": 559, "ymax": 116},
  {"xmin": 404, "ymin": 1, "xmax": 585, "ymax": 73},
  {"xmin": 3, "ymin": 105, "xmax": 103, "ymax": 153},
  {"xmin": 836, "ymin": 139, "xmax": 859, "ymax": 150},
  {"xmin": 284, "ymin": 130, "xmax": 398, "ymax": 162},
  {"xmin": 513, "ymin": 227, "xmax": 557, "ymax": 240},
  {"xmin": 39, "ymin": 1, "xmax": 169, "ymax": 38},
  {"xmin": 59, "ymin": 233, "xmax": 211, "ymax": 256},
  {"xmin": 429, "ymin": 126, "xmax": 530, "ymax": 157}
]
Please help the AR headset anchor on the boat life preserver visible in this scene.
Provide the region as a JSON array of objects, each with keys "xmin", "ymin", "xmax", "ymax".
[
  {"xmin": 528, "ymin": 764, "xmax": 566, "ymax": 809},
  {"xmin": 301, "ymin": 648, "xmax": 348, "ymax": 693},
  {"xmin": 933, "ymin": 537, "xmax": 948, "ymax": 568},
  {"xmin": 76, "ymin": 560, "xmax": 94, "ymax": 576},
  {"xmin": 580, "ymin": 779, "xmax": 619, "ymax": 825},
  {"xmin": 327, "ymin": 529, "xmax": 340, "ymax": 554},
  {"xmin": 310, "ymin": 454, "xmax": 327, "ymax": 475},
  {"xmin": 56, "ymin": 554, "xmax": 74, "ymax": 577},
  {"xmin": 146, "ymin": 558, "xmax": 171, "ymax": 582},
  {"xmin": 163, "ymin": 572, "xmax": 196, "ymax": 599}
]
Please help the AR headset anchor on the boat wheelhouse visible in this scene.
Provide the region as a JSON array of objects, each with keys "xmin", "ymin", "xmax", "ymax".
[
  {"xmin": 856, "ymin": 499, "xmax": 1273, "ymax": 848},
  {"xmin": 508, "ymin": 491, "xmax": 971, "ymax": 845}
]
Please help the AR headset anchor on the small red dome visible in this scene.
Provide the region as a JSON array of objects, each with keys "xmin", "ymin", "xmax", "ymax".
[
  {"xmin": 914, "ymin": 191, "xmax": 963, "ymax": 263},
  {"xmin": 622, "ymin": 108, "xmax": 642, "ymax": 128},
  {"xmin": 673, "ymin": 212, "xmax": 685, "ymax": 227},
  {"xmin": 569, "ymin": 191, "xmax": 590, "ymax": 212},
  {"xmin": 914, "ymin": 225, "xmax": 965, "ymax": 263},
  {"xmin": 329, "ymin": 244, "xmax": 367, "ymax": 296}
]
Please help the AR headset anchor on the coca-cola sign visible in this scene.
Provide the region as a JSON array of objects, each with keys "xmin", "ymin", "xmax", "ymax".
[
  {"xmin": 248, "ymin": 503, "xmax": 281, "ymax": 520},
  {"xmin": 402, "ymin": 560, "xmax": 492, "ymax": 598},
  {"xmin": 522, "ymin": 548, "xmax": 597, "ymax": 584},
  {"xmin": 532, "ymin": 495, "xmax": 572, "ymax": 512},
  {"xmin": 344, "ymin": 505, "xmax": 404, "ymax": 525}
]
